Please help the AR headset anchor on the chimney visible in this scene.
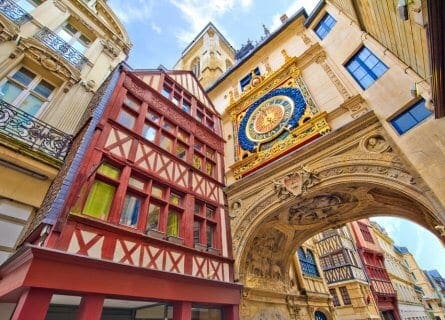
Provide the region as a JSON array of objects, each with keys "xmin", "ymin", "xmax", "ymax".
[{"xmin": 280, "ymin": 14, "xmax": 288, "ymax": 24}]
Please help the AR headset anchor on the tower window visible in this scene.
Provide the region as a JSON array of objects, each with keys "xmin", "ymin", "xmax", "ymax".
[
  {"xmin": 314, "ymin": 13, "xmax": 336, "ymax": 40},
  {"xmin": 345, "ymin": 47, "xmax": 388, "ymax": 90}
]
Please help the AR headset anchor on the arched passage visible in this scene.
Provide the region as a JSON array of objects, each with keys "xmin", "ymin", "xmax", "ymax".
[{"xmin": 226, "ymin": 117, "xmax": 445, "ymax": 319}]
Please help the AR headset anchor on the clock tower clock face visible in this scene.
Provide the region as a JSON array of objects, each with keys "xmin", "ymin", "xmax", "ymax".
[
  {"xmin": 238, "ymin": 88, "xmax": 306, "ymax": 152},
  {"xmin": 246, "ymin": 95, "xmax": 294, "ymax": 142}
]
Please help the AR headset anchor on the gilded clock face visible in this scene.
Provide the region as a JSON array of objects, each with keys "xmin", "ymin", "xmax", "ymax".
[
  {"xmin": 238, "ymin": 88, "xmax": 307, "ymax": 153},
  {"xmin": 246, "ymin": 95, "xmax": 294, "ymax": 142}
]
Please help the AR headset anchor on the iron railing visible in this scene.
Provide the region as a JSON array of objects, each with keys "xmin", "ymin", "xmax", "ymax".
[
  {"xmin": 34, "ymin": 27, "xmax": 88, "ymax": 69},
  {"xmin": 0, "ymin": 100, "xmax": 72, "ymax": 161},
  {"xmin": 0, "ymin": 0, "xmax": 33, "ymax": 25}
]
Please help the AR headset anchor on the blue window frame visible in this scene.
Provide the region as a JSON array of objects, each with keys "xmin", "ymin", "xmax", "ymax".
[
  {"xmin": 314, "ymin": 13, "xmax": 336, "ymax": 40},
  {"xmin": 298, "ymin": 248, "xmax": 320, "ymax": 277},
  {"xmin": 345, "ymin": 47, "xmax": 388, "ymax": 89},
  {"xmin": 315, "ymin": 311, "xmax": 328, "ymax": 320},
  {"xmin": 240, "ymin": 67, "xmax": 260, "ymax": 91},
  {"xmin": 391, "ymin": 99, "xmax": 432, "ymax": 134}
]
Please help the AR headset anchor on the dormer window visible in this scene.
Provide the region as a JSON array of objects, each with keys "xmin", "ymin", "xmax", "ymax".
[{"xmin": 240, "ymin": 67, "xmax": 260, "ymax": 92}]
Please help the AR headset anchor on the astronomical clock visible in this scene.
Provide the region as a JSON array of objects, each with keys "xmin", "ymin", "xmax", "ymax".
[{"xmin": 228, "ymin": 57, "xmax": 331, "ymax": 179}]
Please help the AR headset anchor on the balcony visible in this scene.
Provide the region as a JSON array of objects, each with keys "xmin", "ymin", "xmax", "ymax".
[
  {"xmin": 34, "ymin": 27, "xmax": 88, "ymax": 69},
  {"xmin": 0, "ymin": 0, "xmax": 32, "ymax": 25},
  {"xmin": 0, "ymin": 99, "xmax": 72, "ymax": 162},
  {"xmin": 324, "ymin": 265, "xmax": 368, "ymax": 284}
]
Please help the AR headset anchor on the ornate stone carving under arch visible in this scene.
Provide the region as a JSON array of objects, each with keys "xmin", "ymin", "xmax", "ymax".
[
  {"xmin": 228, "ymin": 113, "xmax": 445, "ymax": 284},
  {"xmin": 252, "ymin": 308, "xmax": 289, "ymax": 320}
]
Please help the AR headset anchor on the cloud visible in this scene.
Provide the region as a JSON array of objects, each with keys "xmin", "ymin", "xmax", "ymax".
[
  {"xmin": 169, "ymin": 0, "xmax": 250, "ymax": 44},
  {"xmin": 270, "ymin": 0, "xmax": 318, "ymax": 32},
  {"xmin": 108, "ymin": 0, "xmax": 155, "ymax": 24},
  {"xmin": 151, "ymin": 22, "xmax": 162, "ymax": 34}
]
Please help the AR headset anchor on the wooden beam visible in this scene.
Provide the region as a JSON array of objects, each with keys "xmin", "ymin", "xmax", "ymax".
[{"xmin": 426, "ymin": 0, "xmax": 445, "ymax": 118}]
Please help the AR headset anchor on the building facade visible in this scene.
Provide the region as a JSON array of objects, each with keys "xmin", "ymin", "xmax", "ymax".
[
  {"xmin": 0, "ymin": 66, "xmax": 241, "ymax": 319},
  {"xmin": 0, "ymin": 0, "xmax": 130, "ymax": 265},
  {"xmin": 196, "ymin": 0, "xmax": 445, "ymax": 317},
  {"xmin": 372, "ymin": 223, "xmax": 430, "ymax": 320},
  {"xmin": 350, "ymin": 220, "xmax": 400, "ymax": 320},
  {"xmin": 314, "ymin": 226, "xmax": 381, "ymax": 319},
  {"xmin": 400, "ymin": 250, "xmax": 445, "ymax": 320}
]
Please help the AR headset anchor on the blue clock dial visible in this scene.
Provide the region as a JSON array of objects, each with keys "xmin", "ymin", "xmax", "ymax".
[{"xmin": 238, "ymin": 88, "xmax": 306, "ymax": 152}]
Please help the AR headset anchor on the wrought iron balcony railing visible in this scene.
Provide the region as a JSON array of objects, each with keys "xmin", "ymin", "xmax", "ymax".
[
  {"xmin": 34, "ymin": 27, "xmax": 88, "ymax": 69},
  {"xmin": 0, "ymin": 0, "xmax": 33, "ymax": 25},
  {"xmin": 0, "ymin": 100, "xmax": 72, "ymax": 161}
]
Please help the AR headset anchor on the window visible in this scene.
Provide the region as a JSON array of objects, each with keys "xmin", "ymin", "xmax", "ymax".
[
  {"xmin": 147, "ymin": 184, "xmax": 184, "ymax": 240},
  {"xmin": 240, "ymin": 67, "xmax": 260, "ymax": 91},
  {"xmin": 330, "ymin": 288, "xmax": 340, "ymax": 306},
  {"xmin": 298, "ymin": 248, "xmax": 320, "ymax": 277},
  {"xmin": 358, "ymin": 222, "xmax": 374, "ymax": 243},
  {"xmin": 57, "ymin": 23, "xmax": 91, "ymax": 53},
  {"xmin": 16, "ymin": 0, "xmax": 42, "ymax": 13},
  {"xmin": 391, "ymin": 99, "xmax": 432, "ymax": 134},
  {"xmin": 339, "ymin": 286, "xmax": 351, "ymax": 305},
  {"xmin": 194, "ymin": 201, "xmax": 218, "ymax": 250},
  {"xmin": 345, "ymin": 47, "xmax": 388, "ymax": 89},
  {"xmin": 315, "ymin": 311, "xmax": 328, "ymax": 320},
  {"xmin": 191, "ymin": 57, "xmax": 200, "ymax": 77},
  {"xmin": 74, "ymin": 160, "xmax": 187, "ymax": 239},
  {"xmin": 193, "ymin": 140, "xmax": 216, "ymax": 178},
  {"xmin": 314, "ymin": 13, "xmax": 336, "ymax": 40},
  {"xmin": 0, "ymin": 67, "xmax": 55, "ymax": 116},
  {"xmin": 160, "ymin": 76, "xmax": 217, "ymax": 131},
  {"xmin": 82, "ymin": 163, "xmax": 121, "ymax": 220}
]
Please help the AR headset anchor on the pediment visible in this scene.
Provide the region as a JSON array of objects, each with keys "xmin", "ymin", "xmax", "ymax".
[{"xmin": 12, "ymin": 37, "xmax": 81, "ymax": 87}]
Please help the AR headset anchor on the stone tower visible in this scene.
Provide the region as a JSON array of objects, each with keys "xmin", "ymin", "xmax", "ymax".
[{"xmin": 174, "ymin": 22, "xmax": 235, "ymax": 88}]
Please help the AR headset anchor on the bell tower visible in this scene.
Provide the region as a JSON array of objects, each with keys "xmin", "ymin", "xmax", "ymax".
[{"xmin": 174, "ymin": 22, "xmax": 236, "ymax": 88}]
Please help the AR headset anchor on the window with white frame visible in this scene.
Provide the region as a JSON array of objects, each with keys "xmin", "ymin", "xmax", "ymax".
[
  {"xmin": 16, "ymin": 0, "xmax": 42, "ymax": 13},
  {"xmin": 0, "ymin": 67, "xmax": 55, "ymax": 116},
  {"xmin": 57, "ymin": 22, "xmax": 91, "ymax": 53}
]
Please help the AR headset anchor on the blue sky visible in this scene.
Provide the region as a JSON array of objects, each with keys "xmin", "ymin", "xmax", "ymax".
[
  {"xmin": 108, "ymin": 0, "xmax": 318, "ymax": 68},
  {"xmin": 107, "ymin": 0, "xmax": 445, "ymax": 276}
]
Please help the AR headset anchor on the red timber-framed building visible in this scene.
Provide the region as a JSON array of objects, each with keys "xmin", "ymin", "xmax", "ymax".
[
  {"xmin": 0, "ymin": 65, "xmax": 241, "ymax": 320},
  {"xmin": 350, "ymin": 219, "xmax": 400, "ymax": 320}
]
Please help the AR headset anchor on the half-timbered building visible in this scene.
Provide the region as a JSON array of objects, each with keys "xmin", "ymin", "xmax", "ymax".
[{"xmin": 0, "ymin": 65, "xmax": 240, "ymax": 319}]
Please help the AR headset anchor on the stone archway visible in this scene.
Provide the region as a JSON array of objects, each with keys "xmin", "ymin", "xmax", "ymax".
[{"xmin": 226, "ymin": 113, "xmax": 445, "ymax": 319}]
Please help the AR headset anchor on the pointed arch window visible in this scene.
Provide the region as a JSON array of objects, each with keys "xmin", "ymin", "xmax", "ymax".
[
  {"xmin": 298, "ymin": 247, "xmax": 320, "ymax": 277},
  {"xmin": 191, "ymin": 57, "xmax": 200, "ymax": 78}
]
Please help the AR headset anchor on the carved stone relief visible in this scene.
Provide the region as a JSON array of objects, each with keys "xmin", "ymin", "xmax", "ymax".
[
  {"xmin": 247, "ymin": 229, "xmax": 285, "ymax": 280},
  {"xmin": 362, "ymin": 134, "xmax": 390, "ymax": 153},
  {"xmin": 252, "ymin": 308, "xmax": 289, "ymax": 320},
  {"xmin": 288, "ymin": 193, "xmax": 358, "ymax": 225},
  {"xmin": 316, "ymin": 53, "xmax": 351, "ymax": 100}
]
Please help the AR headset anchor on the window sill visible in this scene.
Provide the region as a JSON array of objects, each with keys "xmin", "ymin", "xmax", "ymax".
[
  {"xmin": 207, "ymin": 247, "xmax": 220, "ymax": 256},
  {"xmin": 167, "ymin": 235, "xmax": 183, "ymax": 245},
  {"xmin": 194, "ymin": 243, "xmax": 207, "ymax": 252},
  {"xmin": 146, "ymin": 229, "xmax": 164, "ymax": 240}
]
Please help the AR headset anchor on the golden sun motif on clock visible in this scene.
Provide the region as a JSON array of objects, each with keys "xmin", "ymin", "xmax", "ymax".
[
  {"xmin": 245, "ymin": 95, "xmax": 294, "ymax": 143},
  {"xmin": 253, "ymin": 104, "xmax": 284, "ymax": 134}
]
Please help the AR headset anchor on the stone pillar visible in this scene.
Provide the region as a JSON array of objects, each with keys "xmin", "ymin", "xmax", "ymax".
[
  {"xmin": 223, "ymin": 305, "xmax": 239, "ymax": 320},
  {"xmin": 76, "ymin": 294, "xmax": 105, "ymax": 320},
  {"xmin": 11, "ymin": 288, "xmax": 52, "ymax": 320},
  {"xmin": 173, "ymin": 301, "xmax": 192, "ymax": 320}
]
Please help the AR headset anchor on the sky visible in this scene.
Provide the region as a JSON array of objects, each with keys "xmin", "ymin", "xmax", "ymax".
[
  {"xmin": 108, "ymin": 0, "xmax": 318, "ymax": 69},
  {"xmin": 107, "ymin": 0, "xmax": 445, "ymax": 276}
]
